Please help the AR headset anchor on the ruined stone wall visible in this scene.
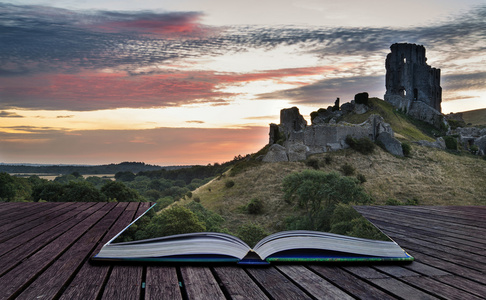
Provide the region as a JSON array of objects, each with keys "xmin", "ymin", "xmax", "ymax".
[
  {"xmin": 384, "ymin": 43, "xmax": 442, "ymax": 123},
  {"xmin": 264, "ymin": 106, "xmax": 402, "ymax": 162}
]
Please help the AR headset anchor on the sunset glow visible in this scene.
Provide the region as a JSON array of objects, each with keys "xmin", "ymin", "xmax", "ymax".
[{"xmin": 1, "ymin": 0, "xmax": 485, "ymax": 165}]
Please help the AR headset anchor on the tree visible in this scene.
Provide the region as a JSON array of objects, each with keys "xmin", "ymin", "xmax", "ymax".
[
  {"xmin": 101, "ymin": 181, "xmax": 142, "ymax": 202},
  {"xmin": 63, "ymin": 181, "xmax": 106, "ymax": 202},
  {"xmin": 150, "ymin": 205, "xmax": 206, "ymax": 236},
  {"xmin": 282, "ymin": 170, "xmax": 371, "ymax": 230},
  {"xmin": 32, "ymin": 181, "xmax": 65, "ymax": 202}
]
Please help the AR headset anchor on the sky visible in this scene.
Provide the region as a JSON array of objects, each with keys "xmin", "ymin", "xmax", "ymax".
[{"xmin": 1, "ymin": 0, "xmax": 485, "ymax": 166}]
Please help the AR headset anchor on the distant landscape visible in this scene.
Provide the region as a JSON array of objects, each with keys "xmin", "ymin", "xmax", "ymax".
[{"xmin": 2, "ymin": 98, "xmax": 485, "ymax": 246}]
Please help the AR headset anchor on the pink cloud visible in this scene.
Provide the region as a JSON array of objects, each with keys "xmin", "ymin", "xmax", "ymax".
[
  {"xmin": 88, "ymin": 12, "xmax": 212, "ymax": 37},
  {"xmin": 0, "ymin": 66, "xmax": 337, "ymax": 111}
]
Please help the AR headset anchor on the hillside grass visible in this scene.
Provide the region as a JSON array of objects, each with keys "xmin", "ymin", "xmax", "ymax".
[
  {"xmin": 177, "ymin": 98, "xmax": 486, "ymax": 234},
  {"xmin": 461, "ymin": 108, "xmax": 486, "ymax": 126},
  {"xmin": 342, "ymin": 98, "xmax": 436, "ymax": 141},
  {"xmin": 185, "ymin": 145, "xmax": 486, "ymax": 235}
]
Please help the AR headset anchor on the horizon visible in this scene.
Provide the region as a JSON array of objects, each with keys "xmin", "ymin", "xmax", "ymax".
[{"xmin": 1, "ymin": 0, "xmax": 485, "ymax": 166}]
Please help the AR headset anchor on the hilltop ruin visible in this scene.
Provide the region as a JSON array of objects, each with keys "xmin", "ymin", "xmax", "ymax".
[{"xmin": 384, "ymin": 43, "xmax": 443, "ymax": 127}]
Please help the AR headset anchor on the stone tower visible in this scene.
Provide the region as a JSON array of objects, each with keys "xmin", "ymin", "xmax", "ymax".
[{"xmin": 384, "ymin": 43, "xmax": 442, "ymax": 115}]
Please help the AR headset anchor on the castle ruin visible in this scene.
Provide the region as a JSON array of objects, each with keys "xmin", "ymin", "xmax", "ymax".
[{"xmin": 384, "ymin": 43, "xmax": 443, "ymax": 127}]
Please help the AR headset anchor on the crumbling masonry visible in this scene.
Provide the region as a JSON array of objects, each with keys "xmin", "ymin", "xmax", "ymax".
[{"xmin": 384, "ymin": 43, "xmax": 443, "ymax": 127}]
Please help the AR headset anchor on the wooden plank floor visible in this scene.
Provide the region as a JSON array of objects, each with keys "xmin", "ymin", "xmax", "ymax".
[{"xmin": 0, "ymin": 203, "xmax": 484, "ymax": 300}]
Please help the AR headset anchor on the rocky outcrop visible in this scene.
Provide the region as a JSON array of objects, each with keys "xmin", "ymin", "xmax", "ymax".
[
  {"xmin": 448, "ymin": 127, "xmax": 486, "ymax": 155},
  {"xmin": 377, "ymin": 132, "xmax": 403, "ymax": 156},
  {"xmin": 415, "ymin": 137, "xmax": 446, "ymax": 150},
  {"xmin": 262, "ymin": 144, "xmax": 288, "ymax": 163}
]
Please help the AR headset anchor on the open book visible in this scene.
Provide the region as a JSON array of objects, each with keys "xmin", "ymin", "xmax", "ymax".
[{"xmin": 92, "ymin": 205, "xmax": 413, "ymax": 264}]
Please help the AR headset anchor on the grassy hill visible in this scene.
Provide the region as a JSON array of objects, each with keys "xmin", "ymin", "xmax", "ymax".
[
  {"xmin": 174, "ymin": 98, "xmax": 486, "ymax": 235},
  {"xmin": 461, "ymin": 108, "xmax": 486, "ymax": 126}
]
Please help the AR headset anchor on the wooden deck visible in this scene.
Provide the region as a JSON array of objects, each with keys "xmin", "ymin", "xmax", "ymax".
[{"xmin": 0, "ymin": 202, "xmax": 484, "ymax": 299}]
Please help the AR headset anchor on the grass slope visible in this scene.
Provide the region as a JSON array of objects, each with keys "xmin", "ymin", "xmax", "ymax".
[
  {"xmin": 179, "ymin": 99, "xmax": 486, "ymax": 233},
  {"xmin": 185, "ymin": 146, "xmax": 486, "ymax": 235},
  {"xmin": 461, "ymin": 108, "xmax": 486, "ymax": 126}
]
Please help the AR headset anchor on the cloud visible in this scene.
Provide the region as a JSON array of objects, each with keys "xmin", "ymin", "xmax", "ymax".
[
  {"xmin": 0, "ymin": 71, "xmax": 233, "ymax": 110},
  {"xmin": 258, "ymin": 75, "xmax": 384, "ymax": 105},
  {"xmin": 0, "ymin": 125, "xmax": 269, "ymax": 165},
  {"xmin": 442, "ymin": 72, "xmax": 486, "ymax": 92},
  {"xmin": 0, "ymin": 111, "xmax": 23, "ymax": 118},
  {"xmin": 0, "ymin": 3, "xmax": 484, "ymax": 111}
]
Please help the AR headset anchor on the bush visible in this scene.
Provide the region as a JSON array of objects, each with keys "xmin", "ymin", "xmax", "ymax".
[
  {"xmin": 470, "ymin": 144, "xmax": 479, "ymax": 155},
  {"xmin": 246, "ymin": 198, "xmax": 264, "ymax": 214},
  {"xmin": 306, "ymin": 158, "xmax": 319, "ymax": 170},
  {"xmin": 341, "ymin": 163, "xmax": 355, "ymax": 176},
  {"xmin": 152, "ymin": 205, "xmax": 206, "ymax": 236},
  {"xmin": 444, "ymin": 136, "xmax": 458, "ymax": 150},
  {"xmin": 385, "ymin": 198, "xmax": 402, "ymax": 205},
  {"xmin": 345, "ymin": 136, "xmax": 375, "ymax": 155},
  {"xmin": 405, "ymin": 197, "xmax": 420, "ymax": 205},
  {"xmin": 225, "ymin": 180, "xmax": 235, "ymax": 188},
  {"xmin": 324, "ymin": 155, "xmax": 332, "ymax": 165},
  {"xmin": 237, "ymin": 223, "xmax": 268, "ymax": 247},
  {"xmin": 401, "ymin": 142, "xmax": 412, "ymax": 157},
  {"xmin": 282, "ymin": 170, "xmax": 372, "ymax": 231},
  {"xmin": 193, "ymin": 196, "xmax": 201, "ymax": 203},
  {"xmin": 356, "ymin": 173, "xmax": 367, "ymax": 184}
]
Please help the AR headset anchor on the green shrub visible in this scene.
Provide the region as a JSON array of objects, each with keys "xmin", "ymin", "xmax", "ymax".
[
  {"xmin": 385, "ymin": 198, "xmax": 402, "ymax": 205},
  {"xmin": 405, "ymin": 197, "xmax": 420, "ymax": 205},
  {"xmin": 401, "ymin": 142, "xmax": 412, "ymax": 157},
  {"xmin": 155, "ymin": 196, "xmax": 174, "ymax": 211},
  {"xmin": 306, "ymin": 158, "xmax": 320, "ymax": 170},
  {"xmin": 282, "ymin": 170, "xmax": 372, "ymax": 231},
  {"xmin": 246, "ymin": 198, "xmax": 264, "ymax": 214},
  {"xmin": 225, "ymin": 180, "xmax": 235, "ymax": 188},
  {"xmin": 193, "ymin": 196, "xmax": 201, "ymax": 203},
  {"xmin": 470, "ymin": 144, "xmax": 479, "ymax": 155},
  {"xmin": 341, "ymin": 163, "xmax": 355, "ymax": 176},
  {"xmin": 444, "ymin": 136, "xmax": 458, "ymax": 150},
  {"xmin": 324, "ymin": 155, "xmax": 332, "ymax": 165},
  {"xmin": 237, "ymin": 223, "xmax": 269, "ymax": 247},
  {"xmin": 356, "ymin": 173, "xmax": 367, "ymax": 184},
  {"xmin": 345, "ymin": 136, "xmax": 375, "ymax": 154}
]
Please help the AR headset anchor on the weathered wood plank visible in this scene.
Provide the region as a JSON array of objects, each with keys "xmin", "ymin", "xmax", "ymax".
[
  {"xmin": 0, "ymin": 202, "xmax": 75, "ymax": 240},
  {"xmin": 276, "ymin": 265, "xmax": 353, "ymax": 300},
  {"xmin": 145, "ymin": 266, "xmax": 183, "ymax": 300},
  {"xmin": 342, "ymin": 266, "xmax": 437, "ymax": 300},
  {"xmin": 102, "ymin": 265, "xmax": 143, "ymax": 300},
  {"xmin": 246, "ymin": 266, "xmax": 312, "ymax": 300},
  {"xmin": 403, "ymin": 249, "xmax": 486, "ymax": 285},
  {"xmin": 213, "ymin": 266, "xmax": 269, "ymax": 300},
  {"xmin": 0, "ymin": 202, "xmax": 82, "ymax": 257},
  {"xmin": 356, "ymin": 207, "xmax": 486, "ymax": 242},
  {"xmin": 180, "ymin": 266, "xmax": 226, "ymax": 300},
  {"xmin": 15, "ymin": 203, "xmax": 123, "ymax": 300},
  {"xmin": 0, "ymin": 202, "xmax": 108, "ymax": 299},
  {"xmin": 0, "ymin": 203, "xmax": 88, "ymax": 275},
  {"xmin": 58, "ymin": 202, "xmax": 134, "ymax": 300},
  {"xmin": 373, "ymin": 265, "xmax": 484, "ymax": 300},
  {"xmin": 309, "ymin": 265, "xmax": 397, "ymax": 300},
  {"xmin": 100, "ymin": 203, "xmax": 150, "ymax": 300}
]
